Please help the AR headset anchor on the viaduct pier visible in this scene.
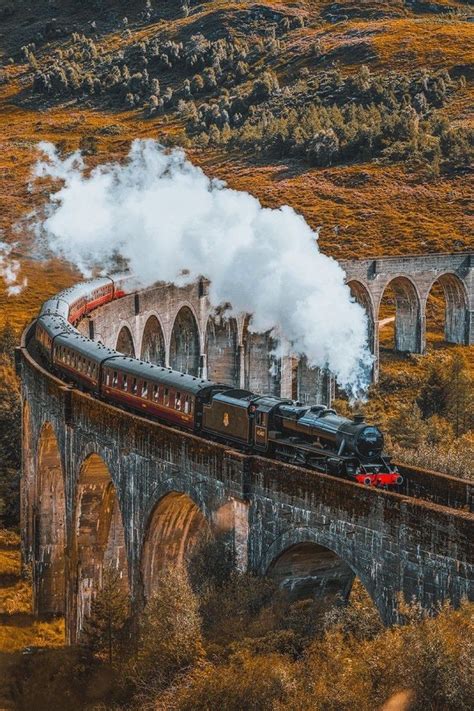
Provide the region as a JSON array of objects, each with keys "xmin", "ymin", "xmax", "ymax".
[{"xmin": 18, "ymin": 252, "xmax": 474, "ymax": 641}]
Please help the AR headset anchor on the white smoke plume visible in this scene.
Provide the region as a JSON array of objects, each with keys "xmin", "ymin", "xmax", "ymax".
[
  {"xmin": 0, "ymin": 241, "xmax": 28, "ymax": 296},
  {"xmin": 31, "ymin": 140, "xmax": 372, "ymax": 397}
]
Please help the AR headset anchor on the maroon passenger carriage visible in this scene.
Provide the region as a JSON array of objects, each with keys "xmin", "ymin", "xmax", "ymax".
[{"xmin": 33, "ymin": 274, "xmax": 403, "ymax": 488}]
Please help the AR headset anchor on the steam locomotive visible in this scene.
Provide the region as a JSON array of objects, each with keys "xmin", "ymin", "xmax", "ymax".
[{"xmin": 32, "ymin": 275, "xmax": 402, "ymax": 488}]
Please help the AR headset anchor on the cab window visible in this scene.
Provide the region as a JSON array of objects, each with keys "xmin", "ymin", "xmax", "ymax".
[{"xmin": 256, "ymin": 412, "xmax": 266, "ymax": 426}]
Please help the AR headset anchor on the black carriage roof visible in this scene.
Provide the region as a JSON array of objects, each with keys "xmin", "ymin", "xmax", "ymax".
[
  {"xmin": 103, "ymin": 355, "xmax": 225, "ymax": 395},
  {"xmin": 54, "ymin": 331, "xmax": 118, "ymax": 362},
  {"xmin": 38, "ymin": 314, "xmax": 76, "ymax": 337}
]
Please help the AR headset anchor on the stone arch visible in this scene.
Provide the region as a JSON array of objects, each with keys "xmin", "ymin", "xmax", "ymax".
[
  {"xmin": 35, "ymin": 422, "xmax": 66, "ymax": 616},
  {"xmin": 116, "ymin": 324, "xmax": 135, "ymax": 357},
  {"xmin": 348, "ymin": 280, "xmax": 376, "ymax": 355},
  {"xmin": 141, "ymin": 491, "xmax": 211, "ymax": 599},
  {"xmin": 267, "ymin": 541, "xmax": 355, "ymax": 610},
  {"xmin": 244, "ymin": 320, "xmax": 281, "ymax": 396},
  {"xmin": 379, "ymin": 276, "xmax": 422, "ymax": 354},
  {"xmin": 169, "ymin": 306, "xmax": 200, "ymax": 376},
  {"xmin": 205, "ymin": 312, "xmax": 240, "ymax": 385},
  {"xmin": 140, "ymin": 314, "xmax": 166, "ymax": 365},
  {"xmin": 261, "ymin": 528, "xmax": 383, "ymax": 621},
  {"xmin": 426, "ymin": 273, "xmax": 469, "ymax": 345},
  {"xmin": 74, "ymin": 453, "xmax": 129, "ymax": 636}
]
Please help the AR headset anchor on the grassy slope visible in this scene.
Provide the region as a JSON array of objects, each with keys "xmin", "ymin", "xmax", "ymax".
[
  {"xmin": 0, "ymin": 529, "xmax": 64, "ymax": 708},
  {"xmin": 0, "ymin": 0, "xmax": 470, "ymax": 452},
  {"xmin": 0, "ymin": 1, "xmax": 472, "ymax": 326}
]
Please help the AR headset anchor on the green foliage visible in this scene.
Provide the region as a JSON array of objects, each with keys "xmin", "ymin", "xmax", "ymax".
[
  {"xmin": 81, "ymin": 566, "xmax": 130, "ymax": 663},
  {"xmin": 445, "ymin": 352, "xmax": 473, "ymax": 437},
  {"xmin": 187, "ymin": 532, "xmax": 235, "ymax": 596},
  {"xmin": 0, "ymin": 321, "xmax": 16, "ymax": 361},
  {"xmin": 125, "ymin": 565, "xmax": 204, "ymax": 696},
  {"xmin": 417, "ymin": 360, "xmax": 449, "ymax": 418},
  {"xmin": 388, "ymin": 402, "xmax": 426, "ymax": 448},
  {"xmin": 0, "ymin": 347, "xmax": 20, "ymax": 527}
]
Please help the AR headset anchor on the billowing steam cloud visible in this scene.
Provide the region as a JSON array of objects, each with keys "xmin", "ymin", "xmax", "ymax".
[
  {"xmin": 30, "ymin": 139, "xmax": 372, "ymax": 396},
  {"xmin": 0, "ymin": 241, "xmax": 27, "ymax": 296}
]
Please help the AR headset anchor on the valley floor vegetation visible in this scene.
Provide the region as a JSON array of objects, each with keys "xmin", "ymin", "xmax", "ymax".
[
  {"xmin": 5, "ymin": 541, "xmax": 473, "ymax": 711},
  {"xmin": 0, "ymin": 318, "xmax": 472, "ymax": 710}
]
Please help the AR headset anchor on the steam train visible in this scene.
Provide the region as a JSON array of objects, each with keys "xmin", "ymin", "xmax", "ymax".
[{"xmin": 32, "ymin": 275, "xmax": 402, "ymax": 488}]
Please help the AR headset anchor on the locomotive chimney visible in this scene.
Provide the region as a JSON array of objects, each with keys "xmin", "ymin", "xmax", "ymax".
[{"xmin": 353, "ymin": 413, "xmax": 365, "ymax": 424}]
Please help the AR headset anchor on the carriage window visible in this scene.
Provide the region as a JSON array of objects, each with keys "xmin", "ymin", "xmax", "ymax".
[
  {"xmin": 153, "ymin": 384, "xmax": 159, "ymax": 401},
  {"xmin": 175, "ymin": 392, "xmax": 181, "ymax": 410},
  {"xmin": 164, "ymin": 388, "xmax": 169, "ymax": 406},
  {"xmin": 112, "ymin": 371, "xmax": 118, "ymax": 386},
  {"xmin": 132, "ymin": 378, "xmax": 138, "ymax": 394},
  {"xmin": 184, "ymin": 396, "xmax": 189, "ymax": 414},
  {"xmin": 142, "ymin": 381, "xmax": 148, "ymax": 397},
  {"xmin": 123, "ymin": 375, "xmax": 128, "ymax": 391}
]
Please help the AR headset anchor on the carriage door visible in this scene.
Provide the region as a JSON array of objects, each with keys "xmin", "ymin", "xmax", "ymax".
[{"xmin": 255, "ymin": 410, "xmax": 268, "ymax": 450}]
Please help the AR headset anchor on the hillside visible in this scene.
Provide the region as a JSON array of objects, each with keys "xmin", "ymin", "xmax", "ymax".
[{"xmin": 0, "ymin": 0, "xmax": 473, "ymax": 326}]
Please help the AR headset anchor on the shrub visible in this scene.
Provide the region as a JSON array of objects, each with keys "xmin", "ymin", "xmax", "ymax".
[{"xmin": 125, "ymin": 565, "xmax": 203, "ymax": 695}]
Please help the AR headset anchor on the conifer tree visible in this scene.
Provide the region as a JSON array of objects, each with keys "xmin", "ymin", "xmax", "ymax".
[
  {"xmin": 417, "ymin": 361, "xmax": 448, "ymax": 419},
  {"xmin": 0, "ymin": 321, "xmax": 16, "ymax": 361},
  {"xmin": 81, "ymin": 566, "xmax": 130, "ymax": 664},
  {"xmin": 445, "ymin": 352, "xmax": 473, "ymax": 437},
  {"xmin": 127, "ymin": 565, "xmax": 203, "ymax": 693}
]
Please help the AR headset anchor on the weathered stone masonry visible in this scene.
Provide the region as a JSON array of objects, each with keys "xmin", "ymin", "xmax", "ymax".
[
  {"xmin": 77, "ymin": 253, "xmax": 473, "ymax": 389},
  {"xmin": 342, "ymin": 253, "xmax": 473, "ymax": 380},
  {"xmin": 20, "ymin": 329, "xmax": 474, "ymax": 642}
]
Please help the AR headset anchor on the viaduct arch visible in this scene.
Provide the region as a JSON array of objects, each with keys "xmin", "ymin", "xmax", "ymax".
[
  {"xmin": 342, "ymin": 253, "xmax": 473, "ymax": 381},
  {"xmin": 19, "ymin": 251, "xmax": 473, "ymax": 640}
]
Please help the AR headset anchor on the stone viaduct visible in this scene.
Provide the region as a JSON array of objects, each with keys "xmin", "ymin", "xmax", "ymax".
[
  {"xmin": 342, "ymin": 252, "xmax": 473, "ymax": 380},
  {"xmin": 18, "ymin": 252, "xmax": 474, "ymax": 642}
]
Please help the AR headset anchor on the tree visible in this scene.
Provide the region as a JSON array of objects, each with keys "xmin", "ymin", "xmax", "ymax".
[
  {"xmin": 81, "ymin": 566, "xmax": 130, "ymax": 663},
  {"xmin": 389, "ymin": 403, "xmax": 426, "ymax": 449},
  {"xmin": 0, "ymin": 321, "xmax": 16, "ymax": 360},
  {"xmin": 306, "ymin": 128, "xmax": 339, "ymax": 166},
  {"xmin": 417, "ymin": 361, "xmax": 448, "ymax": 419},
  {"xmin": 127, "ymin": 565, "xmax": 203, "ymax": 694},
  {"xmin": 445, "ymin": 352, "xmax": 473, "ymax": 437}
]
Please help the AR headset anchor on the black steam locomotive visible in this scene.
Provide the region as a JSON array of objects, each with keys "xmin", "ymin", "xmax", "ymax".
[{"xmin": 32, "ymin": 275, "xmax": 402, "ymax": 488}]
